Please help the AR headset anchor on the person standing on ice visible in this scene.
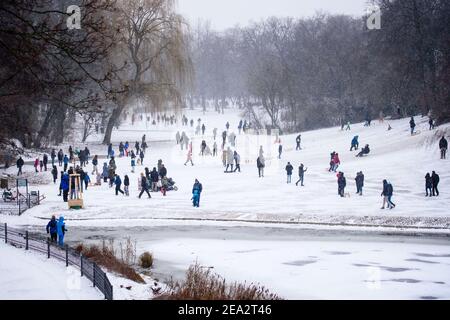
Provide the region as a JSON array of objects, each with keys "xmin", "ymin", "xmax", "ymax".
[
  {"xmin": 257, "ymin": 155, "xmax": 265, "ymax": 178},
  {"xmin": 51, "ymin": 149, "xmax": 56, "ymax": 166},
  {"xmin": 124, "ymin": 175, "xmax": 130, "ymax": 196},
  {"xmin": 57, "ymin": 149, "xmax": 64, "ymax": 167},
  {"xmin": 285, "ymin": 162, "xmax": 294, "ymax": 184},
  {"xmin": 138, "ymin": 173, "xmax": 152, "ymax": 199},
  {"xmin": 135, "ymin": 141, "xmax": 140, "ymax": 156},
  {"xmin": 233, "ymin": 151, "xmax": 241, "ymax": 172},
  {"xmin": 56, "ymin": 216, "xmax": 67, "ymax": 247},
  {"xmin": 213, "ymin": 128, "xmax": 218, "ymax": 140},
  {"xmin": 192, "ymin": 179, "xmax": 203, "ymax": 207},
  {"xmin": 425, "ymin": 173, "xmax": 432, "ymax": 197},
  {"xmin": 409, "ymin": 116, "xmax": 416, "ymax": 135},
  {"xmin": 124, "ymin": 141, "xmax": 129, "ymax": 157},
  {"xmin": 83, "ymin": 172, "xmax": 90, "ymax": 190},
  {"xmin": 439, "ymin": 136, "xmax": 447, "ymax": 159},
  {"xmin": 150, "ymin": 168, "xmax": 159, "ymax": 191},
  {"xmin": 43, "ymin": 154, "xmax": 48, "ymax": 171},
  {"xmin": 92, "ymin": 155, "xmax": 98, "ymax": 175},
  {"xmin": 381, "ymin": 180, "xmax": 395, "ymax": 209},
  {"xmin": 350, "ymin": 136, "xmax": 359, "ymax": 151},
  {"xmin": 432, "ymin": 171, "xmax": 440, "ymax": 196},
  {"xmin": 226, "ymin": 122, "xmax": 230, "ymax": 131},
  {"xmin": 222, "ymin": 130, "xmax": 227, "ymax": 148},
  {"xmin": 16, "ymin": 156, "xmax": 24, "ymax": 176},
  {"xmin": 337, "ymin": 172, "xmax": 346, "ymax": 197},
  {"xmin": 201, "ymin": 140, "xmax": 207, "ymax": 156},
  {"xmin": 225, "ymin": 147, "xmax": 234, "ymax": 172},
  {"xmin": 213, "ymin": 141, "xmax": 218, "ymax": 157},
  {"xmin": 61, "ymin": 173, "xmax": 69, "ymax": 202},
  {"xmin": 176, "ymin": 131, "xmax": 181, "ymax": 145},
  {"xmin": 184, "ymin": 142, "xmax": 194, "ymax": 166},
  {"xmin": 33, "ymin": 158, "xmax": 39, "ymax": 173},
  {"xmin": 202, "ymin": 124, "xmax": 206, "ymax": 135},
  {"xmin": 295, "ymin": 164, "xmax": 307, "ymax": 186},
  {"xmin": 355, "ymin": 171, "xmax": 364, "ymax": 196},
  {"xmin": 107, "ymin": 143, "xmax": 113, "ymax": 159},
  {"xmin": 238, "ymin": 120, "xmax": 243, "ymax": 134},
  {"xmin": 278, "ymin": 143, "xmax": 283, "ymax": 159},
  {"xmin": 51, "ymin": 165, "xmax": 58, "ymax": 184},
  {"xmin": 139, "ymin": 149, "xmax": 145, "ymax": 165},
  {"xmin": 114, "ymin": 174, "xmax": 125, "ymax": 195},
  {"xmin": 296, "ymin": 134, "xmax": 302, "ymax": 151}
]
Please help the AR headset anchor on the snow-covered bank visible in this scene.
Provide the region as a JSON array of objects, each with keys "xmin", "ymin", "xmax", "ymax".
[{"xmin": 0, "ymin": 243, "xmax": 102, "ymax": 300}]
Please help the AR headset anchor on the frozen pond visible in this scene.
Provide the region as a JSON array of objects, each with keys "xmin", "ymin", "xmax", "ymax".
[{"xmin": 27, "ymin": 223, "xmax": 450, "ymax": 300}]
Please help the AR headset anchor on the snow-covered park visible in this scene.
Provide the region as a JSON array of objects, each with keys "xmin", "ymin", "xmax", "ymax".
[{"xmin": 1, "ymin": 107, "xmax": 450, "ymax": 300}]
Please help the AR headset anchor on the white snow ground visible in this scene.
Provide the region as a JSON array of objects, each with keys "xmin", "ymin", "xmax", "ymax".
[
  {"xmin": 1, "ymin": 106, "xmax": 450, "ymax": 300},
  {"xmin": 0, "ymin": 242, "xmax": 102, "ymax": 300}
]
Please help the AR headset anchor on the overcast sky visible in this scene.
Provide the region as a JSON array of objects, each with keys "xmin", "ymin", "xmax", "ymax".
[{"xmin": 177, "ymin": 0, "xmax": 370, "ymax": 30}]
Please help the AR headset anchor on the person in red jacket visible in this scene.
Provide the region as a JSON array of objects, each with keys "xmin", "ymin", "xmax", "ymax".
[
  {"xmin": 34, "ymin": 158, "xmax": 39, "ymax": 173},
  {"xmin": 332, "ymin": 153, "xmax": 341, "ymax": 172}
]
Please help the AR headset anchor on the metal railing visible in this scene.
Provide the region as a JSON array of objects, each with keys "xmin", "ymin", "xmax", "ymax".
[
  {"xmin": 0, "ymin": 191, "xmax": 41, "ymax": 216},
  {"xmin": 0, "ymin": 223, "xmax": 113, "ymax": 300}
]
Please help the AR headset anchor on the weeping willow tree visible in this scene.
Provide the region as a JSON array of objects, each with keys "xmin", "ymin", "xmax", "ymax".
[{"xmin": 103, "ymin": 0, "xmax": 192, "ymax": 144}]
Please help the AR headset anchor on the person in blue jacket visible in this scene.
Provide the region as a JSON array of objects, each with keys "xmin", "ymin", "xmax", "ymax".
[
  {"xmin": 101, "ymin": 163, "xmax": 108, "ymax": 182},
  {"xmin": 56, "ymin": 216, "xmax": 67, "ymax": 247},
  {"xmin": 63, "ymin": 154, "xmax": 69, "ymax": 172},
  {"xmin": 192, "ymin": 179, "xmax": 203, "ymax": 207},
  {"xmin": 350, "ymin": 136, "xmax": 359, "ymax": 151},
  {"xmin": 60, "ymin": 173, "xmax": 69, "ymax": 202},
  {"xmin": 83, "ymin": 172, "xmax": 91, "ymax": 190},
  {"xmin": 114, "ymin": 174, "xmax": 124, "ymax": 195},
  {"xmin": 46, "ymin": 215, "xmax": 58, "ymax": 243}
]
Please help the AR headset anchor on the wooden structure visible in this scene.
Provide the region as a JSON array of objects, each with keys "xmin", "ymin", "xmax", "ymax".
[{"xmin": 68, "ymin": 174, "xmax": 84, "ymax": 209}]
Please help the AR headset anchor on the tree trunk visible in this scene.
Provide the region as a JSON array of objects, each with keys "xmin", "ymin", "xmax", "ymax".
[
  {"xmin": 103, "ymin": 104, "xmax": 125, "ymax": 145},
  {"xmin": 53, "ymin": 106, "xmax": 67, "ymax": 145},
  {"xmin": 34, "ymin": 105, "xmax": 57, "ymax": 148}
]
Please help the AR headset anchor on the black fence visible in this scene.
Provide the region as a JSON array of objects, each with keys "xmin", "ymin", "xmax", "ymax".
[
  {"xmin": 0, "ymin": 223, "xmax": 113, "ymax": 300},
  {"xmin": 0, "ymin": 191, "xmax": 41, "ymax": 216}
]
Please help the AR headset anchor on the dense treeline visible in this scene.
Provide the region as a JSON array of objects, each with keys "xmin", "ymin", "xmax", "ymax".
[
  {"xmin": 189, "ymin": 0, "xmax": 450, "ymax": 133},
  {"xmin": 0, "ymin": 0, "xmax": 449, "ymax": 151},
  {"xmin": 0, "ymin": 0, "xmax": 191, "ymax": 150}
]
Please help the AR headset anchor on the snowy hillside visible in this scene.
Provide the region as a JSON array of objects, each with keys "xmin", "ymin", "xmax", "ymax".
[{"xmin": 3, "ymin": 108, "xmax": 449, "ymax": 229}]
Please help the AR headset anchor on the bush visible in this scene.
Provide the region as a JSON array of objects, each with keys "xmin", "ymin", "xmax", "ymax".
[
  {"xmin": 139, "ymin": 251, "xmax": 153, "ymax": 269},
  {"xmin": 74, "ymin": 240, "xmax": 145, "ymax": 284},
  {"xmin": 162, "ymin": 263, "xmax": 281, "ymax": 300}
]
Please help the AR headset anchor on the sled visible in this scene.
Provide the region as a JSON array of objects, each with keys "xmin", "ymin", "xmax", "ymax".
[{"xmin": 411, "ymin": 130, "xmax": 422, "ymax": 136}]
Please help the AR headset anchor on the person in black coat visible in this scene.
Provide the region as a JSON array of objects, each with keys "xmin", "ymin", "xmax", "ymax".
[
  {"xmin": 159, "ymin": 164, "xmax": 167, "ymax": 178},
  {"xmin": 124, "ymin": 175, "xmax": 130, "ymax": 196},
  {"xmin": 43, "ymin": 154, "xmax": 48, "ymax": 171},
  {"xmin": 139, "ymin": 173, "xmax": 151, "ymax": 199},
  {"xmin": 57, "ymin": 149, "xmax": 64, "ymax": 166},
  {"xmin": 285, "ymin": 162, "xmax": 294, "ymax": 184},
  {"xmin": 355, "ymin": 171, "xmax": 364, "ymax": 196},
  {"xmin": 425, "ymin": 173, "xmax": 432, "ymax": 197},
  {"xmin": 431, "ymin": 171, "xmax": 440, "ymax": 196},
  {"xmin": 409, "ymin": 117, "xmax": 416, "ymax": 135},
  {"xmin": 150, "ymin": 168, "xmax": 159, "ymax": 191},
  {"xmin": 295, "ymin": 164, "xmax": 307, "ymax": 186},
  {"xmin": 439, "ymin": 136, "xmax": 448, "ymax": 159},
  {"xmin": 337, "ymin": 172, "xmax": 346, "ymax": 197},
  {"xmin": 16, "ymin": 157, "xmax": 24, "ymax": 176},
  {"xmin": 46, "ymin": 215, "xmax": 58, "ymax": 243},
  {"xmin": 51, "ymin": 149, "xmax": 56, "ymax": 166},
  {"xmin": 51, "ymin": 165, "xmax": 58, "ymax": 184}
]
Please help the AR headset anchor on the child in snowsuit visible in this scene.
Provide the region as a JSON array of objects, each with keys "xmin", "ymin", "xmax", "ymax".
[
  {"xmin": 337, "ymin": 172, "xmax": 346, "ymax": 197},
  {"xmin": 56, "ymin": 216, "xmax": 67, "ymax": 247},
  {"xmin": 192, "ymin": 179, "xmax": 203, "ymax": 207},
  {"xmin": 46, "ymin": 215, "xmax": 58, "ymax": 243},
  {"xmin": 355, "ymin": 171, "xmax": 364, "ymax": 196}
]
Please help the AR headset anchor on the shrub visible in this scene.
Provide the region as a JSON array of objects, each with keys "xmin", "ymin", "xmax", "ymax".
[
  {"xmin": 162, "ymin": 262, "xmax": 281, "ymax": 300},
  {"xmin": 139, "ymin": 251, "xmax": 153, "ymax": 269},
  {"xmin": 74, "ymin": 240, "xmax": 145, "ymax": 284}
]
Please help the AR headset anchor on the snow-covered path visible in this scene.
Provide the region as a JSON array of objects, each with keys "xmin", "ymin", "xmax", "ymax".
[{"xmin": 0, "ymin": 243, "xmax": 102, "ymax": 300}]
